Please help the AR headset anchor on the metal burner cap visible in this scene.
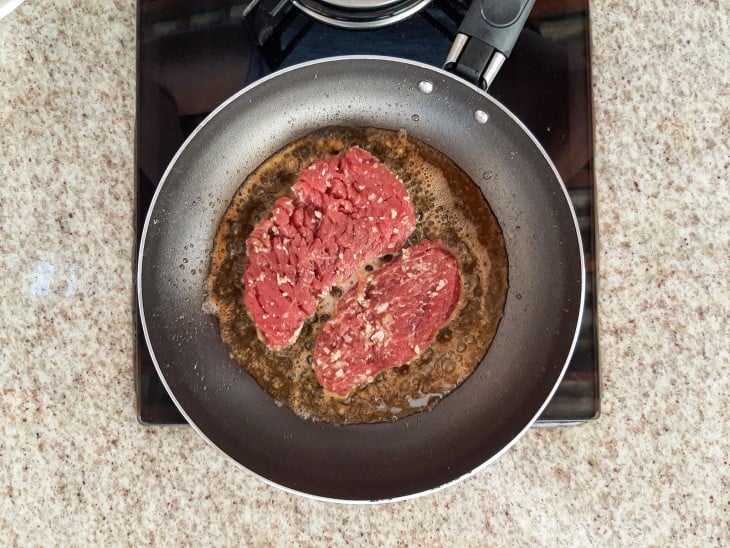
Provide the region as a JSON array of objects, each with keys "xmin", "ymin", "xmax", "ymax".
[
  {"xmin": 318, "ymin": 0, "xmax": 404, "ymax": 9},
  {"xmin": 293, "ymin": 0, "xmax": 432, "ymax": 29}
]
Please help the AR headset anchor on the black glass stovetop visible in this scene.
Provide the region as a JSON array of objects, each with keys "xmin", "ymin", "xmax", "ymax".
[{"xmin": 135, "ymin": 0, "xmax": 600, "ymax": 425}]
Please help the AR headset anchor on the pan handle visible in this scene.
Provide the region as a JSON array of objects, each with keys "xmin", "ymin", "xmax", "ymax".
[{"xmin": 444, "ymin": 0, "xmax": 536, "ymax": 90}]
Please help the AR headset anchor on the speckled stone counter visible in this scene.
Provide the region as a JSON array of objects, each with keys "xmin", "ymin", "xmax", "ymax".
[{"xmin": 0, "ymin": 0, "xmax": 727, "ymax": 544}]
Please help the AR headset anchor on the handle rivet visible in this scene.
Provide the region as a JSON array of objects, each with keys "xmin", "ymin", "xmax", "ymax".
[
  {"xmin": 418, "ymin": 80, "xmax": 434, "ymax": 94},
  {"xmin": 474, "ymin": 110, "xmax": 489, "ymax": 124}
]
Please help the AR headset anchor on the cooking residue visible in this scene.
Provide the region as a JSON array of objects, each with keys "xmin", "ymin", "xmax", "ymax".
[{"xmin": 207, "ymin": 126, "xmax": 508, "ymax": 424}]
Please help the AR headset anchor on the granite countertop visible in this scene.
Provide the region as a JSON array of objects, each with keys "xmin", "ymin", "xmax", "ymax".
[{"xmin": 0, "ymin": 0, "xmax": 727, "ymax": 544}]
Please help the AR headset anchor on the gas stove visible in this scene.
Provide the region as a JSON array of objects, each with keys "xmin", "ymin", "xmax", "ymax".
[{"xmin": 135, "ymin": 0, "xmax": 600, "ymax": 425}]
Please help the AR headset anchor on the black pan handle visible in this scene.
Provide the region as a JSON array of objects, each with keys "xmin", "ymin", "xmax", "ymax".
[{"xmin": 444, "ymin": 0, "xmax": 536, "ymax": 90}]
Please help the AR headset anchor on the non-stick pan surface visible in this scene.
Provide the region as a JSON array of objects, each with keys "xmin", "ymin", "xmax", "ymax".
[{"xmin": 138, "ymin": 56, "xmax": 584, "ymax": 502}]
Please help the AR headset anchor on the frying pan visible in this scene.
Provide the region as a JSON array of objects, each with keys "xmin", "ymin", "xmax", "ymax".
[{"xmin": 138, "ymin": 0, "xmax": 584, "ymax": 502}]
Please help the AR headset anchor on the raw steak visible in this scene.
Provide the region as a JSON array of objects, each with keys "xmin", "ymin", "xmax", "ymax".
[
  {"xmin": 314, "ymin": 240, "xmax": 461, "ymax": 396},
  {"xmin": 244, "ymin": 147, "xmax": 416, "ymax": 349}
]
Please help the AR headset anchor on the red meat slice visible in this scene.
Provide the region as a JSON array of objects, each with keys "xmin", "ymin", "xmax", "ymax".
[
  {"xmin": 313, "ymin": 240, "xmax": 461, "ymax": 397},
  {"xmin": 243, "ymin": 147, "xmax": 416, "ymax": 349}
]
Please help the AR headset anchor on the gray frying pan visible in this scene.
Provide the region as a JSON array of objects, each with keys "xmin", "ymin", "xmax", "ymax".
[{"xmin": 138, "ymin": 0, "xmax": 584, "ymax": 502}]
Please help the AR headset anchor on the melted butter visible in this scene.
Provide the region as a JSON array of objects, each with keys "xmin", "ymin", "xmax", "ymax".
[{"xmin": 406, "ymin": 392, "xmax": 444, "ymax": 408}]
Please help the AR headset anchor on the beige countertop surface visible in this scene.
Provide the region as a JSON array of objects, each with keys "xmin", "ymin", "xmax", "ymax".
[{"xmin": 0, "ymin": 0, "xmax": 728, "ymax": 544}]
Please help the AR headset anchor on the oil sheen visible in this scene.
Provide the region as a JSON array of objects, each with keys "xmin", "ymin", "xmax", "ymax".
[{"xmin": 207, "ymin": 126, "xmax": 508, "ymax": 424}]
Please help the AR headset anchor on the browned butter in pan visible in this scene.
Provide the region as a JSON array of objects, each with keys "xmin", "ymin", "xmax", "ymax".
[{"xmin": 207, "ymin": 126, "xmax": 508, "ymax": 424}]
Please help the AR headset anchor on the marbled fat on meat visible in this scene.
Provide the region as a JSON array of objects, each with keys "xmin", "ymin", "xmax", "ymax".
[
  {"xmin": 243, "ymin": 147, "xmax": 416, "ymax": 349},
  {"xmin": 314, "ymin": 240, "xmax": 461, "ymax": 397}
]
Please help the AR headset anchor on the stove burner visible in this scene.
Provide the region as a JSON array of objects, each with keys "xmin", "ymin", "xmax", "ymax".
[{"xmin": 135, "ymin": 0, "xmax": 600, "ymax": 425}]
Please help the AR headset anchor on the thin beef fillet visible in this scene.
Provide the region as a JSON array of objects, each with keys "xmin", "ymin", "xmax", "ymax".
[
  {"xmin": 314, "ymin": 240, "xmax": 461, "ymax": 397},
  {"xmin": 244, "ymin": 147, "xmax": 416, "ymax": 349}
]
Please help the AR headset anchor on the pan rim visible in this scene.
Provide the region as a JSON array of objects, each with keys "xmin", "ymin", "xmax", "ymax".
[{"xmin": 137, "ymin": 54, "xmax": 586, "ymax": 504}]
